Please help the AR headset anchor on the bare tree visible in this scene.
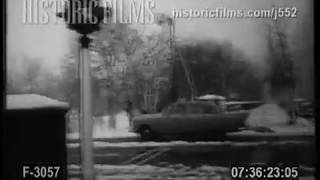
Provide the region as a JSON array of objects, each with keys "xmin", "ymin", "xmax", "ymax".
[
  {"xmin": 24, "ymin": 58, "xmax": 42, "ymax": 92},
  {"xmin": 7, "ymin": 57, "xmax": 42, "ymax": 94}
]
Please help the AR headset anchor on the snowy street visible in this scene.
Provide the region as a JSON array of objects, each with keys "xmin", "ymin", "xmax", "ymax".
[{"xmin": 66, "ymin": 112, "xmax": 316, "ymax": 180}]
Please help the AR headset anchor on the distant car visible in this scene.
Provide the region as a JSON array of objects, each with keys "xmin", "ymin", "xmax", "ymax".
[{"xmin": 131, "ymin": 101, "xmax": 249, "ymax": 140}]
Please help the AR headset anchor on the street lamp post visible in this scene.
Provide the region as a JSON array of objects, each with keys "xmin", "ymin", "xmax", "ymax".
[
  {"xmin": 57, "ymin": 1, "xmax": 111, "ymax": 179},
  {"xmin": 79, "ymin": 35, "xmax": 94, "ymax": 180}
]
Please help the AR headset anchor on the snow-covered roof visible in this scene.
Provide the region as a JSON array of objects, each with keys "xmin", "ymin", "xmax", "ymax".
[
  {"xmin": 6, "ymin": 94, "xmax": 69, "ymax": 110},
  {"xmin": 197, "ymin": 94, "xmax": 226, "ymax": 101}
]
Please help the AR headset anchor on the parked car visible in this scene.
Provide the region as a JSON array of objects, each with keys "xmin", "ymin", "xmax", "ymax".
[{"xmin": 131, "ymin": 101, "xmax": 249, "ymax": 140}]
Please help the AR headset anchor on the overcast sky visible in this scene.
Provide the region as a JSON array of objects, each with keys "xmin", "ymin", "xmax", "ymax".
[
  {"xmin": 155, "ymin": 0, "xmax": 312, "ymax": 61},
  {"xmin": 7, "ymin": 0, "xmax": 313, "ymax": 72}
]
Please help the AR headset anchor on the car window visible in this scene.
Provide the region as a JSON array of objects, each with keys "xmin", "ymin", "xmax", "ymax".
[
  {"xmin": 187, "ymin": 103, "xmax": 217, "ymax": 114},
  {"xmin": 169, "ymin": 104, "xmax": 186, "ymax": 114},
  {"xmin": 187, "ymin": 104, "xmax": 204, "ymax": 114},
  {"xmin": 227, "ymin": 104, "xmax": 243, "ymax": 111}
]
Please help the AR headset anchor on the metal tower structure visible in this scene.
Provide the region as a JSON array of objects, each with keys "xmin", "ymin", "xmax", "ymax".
[{"xmin": 169, "ymin": 18, "xmax": 197, "ymax": 100}]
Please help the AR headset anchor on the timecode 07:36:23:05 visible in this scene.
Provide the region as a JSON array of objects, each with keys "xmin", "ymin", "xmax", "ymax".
[{"xmin": 231, "ymin": 166, "xmax": 299, "ymax": 179}]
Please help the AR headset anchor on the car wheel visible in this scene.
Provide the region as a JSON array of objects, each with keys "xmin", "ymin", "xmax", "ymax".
[{"xmin": 139, "ymin": 126, "xmax": 155, "ymax": 141}]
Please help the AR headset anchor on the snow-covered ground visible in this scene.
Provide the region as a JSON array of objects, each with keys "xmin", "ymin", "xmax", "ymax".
[
  {"xmin": 93, "ymin": 112, "xmax": 136, "ymax": 138},
  {"xmin": 67, "ymin": 139, "xmax": 313, "ymax": 149},
  {"xmin": 71, "ymin": 164, "xmax": 231, "ymax": 180},
  {"xmin": 67, "ymin": 164, "xmax": 235, "ymax": 180},
  {"xmin": 232, "ymin": 103, "xmax": 315, "ymax": 140},
  {"xmin": 67, "ymin": 111, "xmax": 137, "ymax": 139},
  {"xmin": 228, "ymin": 124, "xmax": 315, "ymax": 138},
  {"xmin": 246, "ymin": 103, "xmax": 314, "ymax": 128}
]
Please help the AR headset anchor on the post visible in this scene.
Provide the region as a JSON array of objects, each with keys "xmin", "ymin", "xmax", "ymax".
[{"xmin": 79, "ymin": 35, "xmax": 94, "ymax": 180}]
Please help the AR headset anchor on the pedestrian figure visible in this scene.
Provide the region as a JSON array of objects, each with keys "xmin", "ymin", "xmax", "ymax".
[{"xmin": 125, "ymin": 100, "xmax": 133, "ymax": 127}]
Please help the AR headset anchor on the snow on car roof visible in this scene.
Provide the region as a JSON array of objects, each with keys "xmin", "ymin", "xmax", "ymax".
[
  {"xmin": 6, "ymin": 94, "xmax": 69, "ymax": 110},
  {"xmin": 174, "ymin": 101, "xmax": 216, "ymax": 106},
  {"xmin": 197, "ymin": 94, "xmax": 226, "ymax": 100}
]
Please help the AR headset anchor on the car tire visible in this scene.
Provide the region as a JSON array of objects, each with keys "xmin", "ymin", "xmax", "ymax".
[{"xmin": 139, "ymin": 126, "xmax": 155, "ymax": 141}]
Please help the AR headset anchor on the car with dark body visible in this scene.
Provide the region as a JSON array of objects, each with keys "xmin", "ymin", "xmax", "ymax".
[{"xmin": 131, "ymin": 101, "xmax": 249, "ymax": 140}]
